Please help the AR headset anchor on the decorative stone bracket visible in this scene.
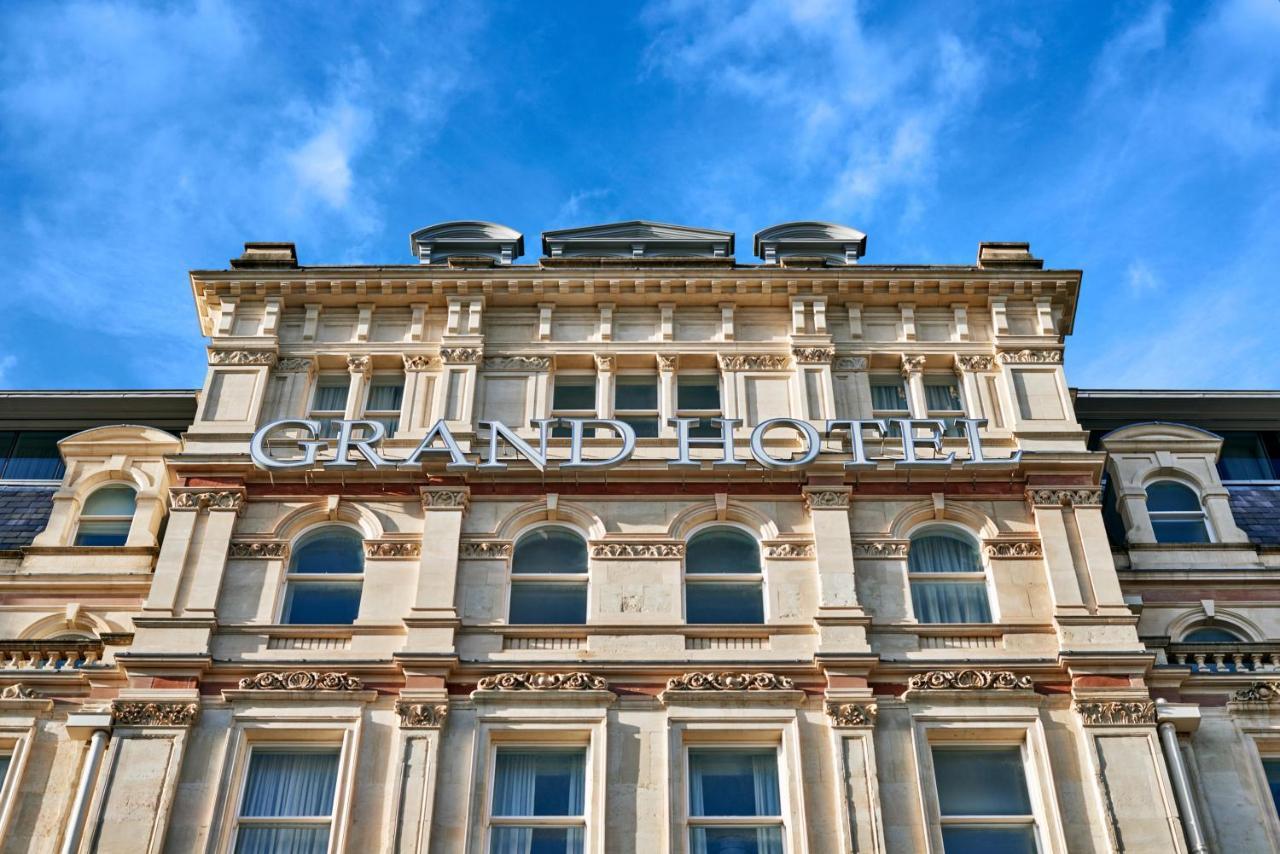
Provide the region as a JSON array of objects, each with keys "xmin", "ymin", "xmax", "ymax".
[
  {"xmin": 1026, "ymin": 488, "xmax": 1103, "ymax": 508},
  {"xmin": 239, "ymin": 671, "xmax": 363, "ymax": 691},
  {"xmin": 851, "ymin": 540, "xmax": 909, "ymax": 559},
  {"xmin": 421, "ymin": 488, "xmax": 470, "ymax": 512},
  {"xmin": 718, "ymin": 354, "xmax": 789, "ymax": 372},
  {"xmin": 365, "ymin": 541, "xmax": 422, "ymax": 559},
  {"xmin": 804, "ymin": 488, "xmax": 851, "ymax": 512},
  {"xmin": 982, "ymin": 540, "xmax": 1043, "ymax": 559},
  {"xmin": 229, "ymin": 541, "xmax": 288, "ymax": 559},
  {"xmin": 170, "ymin": 488, "xmax": 245, "ymax": 513},
  {"xmin": 396, "ymin": 700, "xmax": 450, "ymax": 728},
  {"xmin": 459, "ymin": 541, "xmax": 512, "ymax": 559},
  {"xmin": 762, "ymin": 542, "xmax": 815, "ymax": 559}
]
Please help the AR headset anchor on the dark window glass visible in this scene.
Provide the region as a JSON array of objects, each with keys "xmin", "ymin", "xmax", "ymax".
[
  {"xmin": 1182, "ymin": 627, "xmax": 1243, "ymax": 642},
  {"xmin": 871, "ymin": 381, "xmax": 908, "ymax": 411},
  {"xmin": 1217, "ymin": 432, "xmax": 1274, "ymax": 480},
  {"xmin": 932, "ymin": 747, "xmax": 1032, "ymax": 816},
  {"xmin": 686, "ymin": 582, "xmax": 764, "ymax": 624},
  {"xmin": 1264, "ymin": 759, "xmax": 1280, "ymax": 818},
  {"xmin": 291, "ymin": 528, "xmax": 364, "ymax": 574},
  {"xmin": 940, "ymin": 826, "xmax": 1036, "ymax": 854},
  {"xmin": 509, "ymin": 583, "xmax": 587, "ymax": 624},
  {"xmin": 2, "ymin": 432, "xmax": 67, "ymax": 480},
  {"xmin": 1152, "ymin": 520, "xmax": 1211, "ymax": 543},
  {"xmin": 687, "ymin": 749, "xmax": 780, "ymax": 817},
  {"xmin": 618, "ymin": 416, "xmax": 659, "ymax": 438},
  {"xmin": 685, "ymin": 419, "xmax": 721, "ymax": 439},
  {"xmin": 615, "ymin": 375, "xmax": 657, "ymax": 410},
  {"xmin": 282, "ymin": 582, "xmax": 362, "ymax": 624},
  {"xmin": 687, "ymin": 528, "xmax": 760, "ymax": 574},
  {"xmin": 73, "ymin": 524, "xmax": 131, "ymax": 547},
  {"xmin": 1100, "ymin": 477, "xmax": 1127, "ymax": 546},
  {"xmin": 1146, "ymin": 482, "xmax": 1201, "ymax": 512},
  {"xmin": 678, "ymin": 377, "xmax": 721, "ymax": 411},
  {"xmin": 366, "ymin": 378, "xmax": 404, "ymax": 411},
  {"xmin": 513, "ymin": 527, "xmax": 587, "ymax": 574},
  {"xmin": 553, "ymin": 377, "xmax": 596, "ymax": 411}
]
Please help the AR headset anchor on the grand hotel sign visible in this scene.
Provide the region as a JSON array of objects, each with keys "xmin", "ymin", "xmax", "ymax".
[{"xmin": 250, "ymin": 417, "xmax": 1020, "ymax": 471}]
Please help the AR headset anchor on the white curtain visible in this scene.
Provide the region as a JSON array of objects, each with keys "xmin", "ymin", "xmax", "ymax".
[
  {"xmin": 490, "ymin": 751, "xmax": 585, "ymax": 854},
  {"xmin": 925, "ymin": 382, "xmax": 961, "ymax": 411},
  {"xmin": 689, "ymin": 751, "xmax": 784, "ymax": 854},
  {"xmin": 908, "ymin": 535, "xmax": 979, "ymax": 573},
  {"xmin": 871, "ymin": 383, "xmax": 906, "ymax": 411},
  {"xmin": 367, "ymin": 381, "xmax": 403, "ymax": 411},
  {"xmin": 235, "ymin": 750, "xmax": 339, "ymax": 854},
  {"xmin": 911, "ymin": 581, "xmax": 991, "ymax": 623}
]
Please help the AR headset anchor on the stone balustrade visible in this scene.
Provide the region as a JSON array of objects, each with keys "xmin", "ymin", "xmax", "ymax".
[
  {"xmin": 1163, "ymin": 642, "xmax": 1280, "ymax": 673},
  {"xmin": 0, "ymin": 639, "xmax": 104, "ymax": 670}
]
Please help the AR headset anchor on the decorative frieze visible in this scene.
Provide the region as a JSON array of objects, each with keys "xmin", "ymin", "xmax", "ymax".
[
  {"xmin": 365, "ymin": 541, "xmax": 421, "ymax": 559},
  {"xmin": 718, "ymin": 354, "xmax": 789, "ymax": 372},
  {"xmin": 476, "ymin": 671, "xmax": 609, "ymax": 692},
  {"xmin": 238, "ymin": 671, "xmax": 363, "ymax": 691},
  {"xmin": 827, "ymin": 702, "xmax": 876, "ymax": 727},
  {"xmin": 170, "ymin": 490, "xmax": 245, "ymax": 512},
  {"xmin": 1027, "ymin": 488, "xmax": 1103, "ymax": 508},
  {"xmin": 0, "ymin": 683, "xmax": 37, "ymax": 700},
  {"xmin": 763, "ymin": 542, "xmax": 816, "ymax": 559},
  {"xmin": 1232, "ymin": 681, "xmax": 1280, "ymax": 703},
  {"xmin": 208, "ymin": 349, "xmax": 276, "ymax": 367},
  {"xmin": 851, "ymin": 540, "xmax": 909, "ymax": 559},
  {"xmin": 347, "ymin": 354, "xmax": 372, "ymax": 375},
  {"xmin": 791, "ymin": 346, "xmax": 834, "ymax": 364},
  {"xmin": 111, "ymin": 701, "xmax": 200, "ymax": 727},
  {"xmin": 666, "ymin": 672, "xmax": 796, "ymax": 692},
  {"xmin": 907, "ymin": 670, "xmax": 1033, "ymax": 691},
  {"xmin": 421, "ymin": 488, "xmax": 469, "ymax": 511},
  {"xmin": 590, "ymin": 542, "xmax": 684, "ymax": 559},
  {"xmin": 998, "ymin": 349, "xmax": 1062, "ymax": 364},
  {"xmin": 440, "ymin": 347, "xmax": 483, "ymax": 364},
  {"xmin": 955, "ymin": 354, "xmax": 994, "ymax": 372},
  {"xmin": 396, "ymin": 700, "xmax": 450, "ymax": 728},
  {"xmin": 483, "ymin": 355, "xmax": 550, "ymax": 371},
  {"xmin": 274, "ymin": 357, "xmax": 314, "ymax": 373},
  {"xmin": 982, "ymin": 540, "xmax": 1043, "ymax": 559},
  {"xmin": 900, "ymin": 354, "xmax": 926, "ymax": 375},
  {"xmin": 833, "ymin": 355, "xmax": 868, "ymax": 371},
  {"xmin": 1074, "ymin": 700, "xmax": 1156, "ymax": 726},
  {"xmin": 403, "ymin": 354, "xmax": 442, "ymax": 371},
  {"xmin": 804, "ymin": 489, "xmax": 850, "ymax": 511},
  {"xmin": 459, "ymin": 541, "xmax": 512, "ymax": 559},
  {"xmin": 229, "ymin": 541, "xmax": 289, "ymax": 559}
]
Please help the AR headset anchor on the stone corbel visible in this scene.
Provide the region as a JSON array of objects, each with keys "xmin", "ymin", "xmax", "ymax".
[
  {"xmin": 111, "ymin": 700, "xmax": 200, "ymax": 728},
  {"xmin": 365, "ymin": 540, "xmax": 422, "ymax": 559},
  {"xmin": 1073, "ymin": 699, "xmax": 1157, "ymax": 726},
  {"xmin": 169, "ymin": 488, "xmax": 246, "ymax": 514},
  {"xmin": 826, "ymin": 701, "xmax": 876, "ymax": 728},
  {"xmin": 403, "ymin": 354, "xmax": 442, "ymax": 371},
  {"xmin": 1026, "ymin": 487, "xmax": 1103, "ymax": 508},
  {"xmin": 396, "ymin": 699, "xmax": 449, "ymax": 729},
  {"xmin": 421, "ymin": 487, "xmax": 470, "ymax": 513},
  {"xmin": 440, "ymin": 347, "xmax": 483, "ymax": 364},
  {"xmin": 207, "ymin": 349, "xmax": 277, "ymax": 367},
  {"xmin": 804, "ymin": 486, "xmax": 851, "ymax": 512}
]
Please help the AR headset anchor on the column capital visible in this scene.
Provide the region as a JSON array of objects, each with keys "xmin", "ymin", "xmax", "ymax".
[
  {"xmin": 804, "ymin": 486, "xmax": 851, "ymax": 512},
  {"xmin": 347, "ymin": 354, "xmax": 372, "ymax": 376},
  {"xmin": 900, "ymin": 353, "xmax": 925, "ymax": 376},
  {"xmin": 169, "ymin": 487, "xmax": 246, "ymax": 514},
  {"xmin": 421, "ymin": 486, "xmax": 470, "ymax": 513}
]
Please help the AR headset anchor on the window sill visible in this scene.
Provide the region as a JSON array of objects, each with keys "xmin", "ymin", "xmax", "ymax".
[
  {"xmin": 21, "ymin": 545, "xmax": 157, "ymax": 557},
  {"xmin": 217, "ymin": 623, "xmax": 404, "ymax": 636}
]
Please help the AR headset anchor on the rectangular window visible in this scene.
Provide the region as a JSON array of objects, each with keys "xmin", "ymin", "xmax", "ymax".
[
  {"xmin": 615, "ymin": 374, "xmax": 659, "ymax": 438},
  {"xmin": 551, "ymin": 374, "xmax": 597, "ymax": 437},
  {"xmin": 234, "ymin": 748, "xmax": 341, "ymax": 853},
  {"xmin": 488, "ymin": 748, "xmax": 586, "ymax": 854},
  {"xmin": 364, "ymin": 374, "xmax": 404, "ymax": 436},
  {"xmin": 677, "ymin": 375, "xmax": 723, "ymax": 438},
  {"xmin": 924, "ymin": 375, "xmax": 965, "ymax": 437},
  {"xmin": 0, "ymin": 431, "xmax": 68, "ymax": 481},
  {"xmin": 870, "ymin": 375, "xmax": 908, "ymax": 437},
  {"xmin": 931, "ymin": 746, "xmax": 1037, "ymax": 854},
  {"xmin": 687, "ymin": 748, "xmax": 785, "ymax": 854},
  {"xmin": 1218, "ymin": 432, "xmax": 1276, "ymax": 480},
  {"xmin": 1263, "ymin": 758, "xmax": 1280, "ymax": 818},
  {"xmin": 310, "ymin": 375, "xmax": 350, "ymax": 438}
]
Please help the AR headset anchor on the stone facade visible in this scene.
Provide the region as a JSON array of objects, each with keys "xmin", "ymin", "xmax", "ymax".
[{"xmin": 0, "ymin": 226, "xmax": 1271, "ymax": 852}]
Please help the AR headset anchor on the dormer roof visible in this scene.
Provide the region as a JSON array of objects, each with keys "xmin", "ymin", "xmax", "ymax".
[
  {"xmin": 752, "ymin": 221, "xmax": 867, "ymax": 265},
  {"xmin": 409, "ymin": 221, "xmax": 524, "ymax": 265},
  {"xmin": 540, "ymin": 220, "xmax": 734, "ymax": 259}
]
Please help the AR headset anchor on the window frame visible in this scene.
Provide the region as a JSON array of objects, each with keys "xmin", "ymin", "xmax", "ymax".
[
  {"xmin": 72, "ymin": 483, "xmax": 138, "ymax": 547},
  {"xmin": 507, "ymin": 524, "xmax": 590, "ymax": 626},
  {"xmin": 483, "ymin": 744, "xmax": 589, "ymax": 850},
  {"xmin": 683, "ymin": 744, "xmax": 786, "ymax": 851},
  {"xmin": 922, "ymin": 373, "xmax": 966, "ymax": 437},
  {"xmin": 683, "ymin": 522, "xmax": 767, "ymax": 626},
  {"xmin": 279, "ymin": 524, "xmax": 365, "ymax": 626},
  {"xmin": 1144, "ymin": 479, "xmax": 1214, "ymax": 544},
  {"xmin": 309, "ymin": 372, "xmax": 352, "ymax": 439},
  {"xmin": 550, "ymin": 371, "xmax": 598, "ymax": 438},
  {"xmin": 362, "ymin": 371, "xmax": 405, "ymax": 437},
  {"xmin": 0, "ymin": 727, "xmax": 36, "ymax": 843},
  {"xmin": 906, "ymin": 524, "xmax": 996, "ymax": 625}
]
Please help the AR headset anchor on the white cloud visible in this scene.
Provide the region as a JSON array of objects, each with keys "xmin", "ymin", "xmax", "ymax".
[
  {"xmin": 0, "ymin": 355, "xmax": 16, "ymax": 387},
  {"xmin": 1125, "ymin": 260, "xmax": 1161, "ymax": 295}
]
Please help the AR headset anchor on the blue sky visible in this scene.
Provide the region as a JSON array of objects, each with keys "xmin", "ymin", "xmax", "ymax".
[{"xmin": 1, "ymin": 0, "xmax": 1278, "ymax": 391}]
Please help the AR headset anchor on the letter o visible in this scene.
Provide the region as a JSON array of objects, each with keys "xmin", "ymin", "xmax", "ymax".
[{"xmin": 749, "ymin": 418, "xmax": 821, "ymax": 469}]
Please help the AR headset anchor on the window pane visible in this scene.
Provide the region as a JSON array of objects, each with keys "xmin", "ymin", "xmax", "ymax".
[
  {"xmin": 1145, "ymin": 481, "xmax": 1201, "ymax": 512},
  {"xmin": 932, "ymin": 747, "xmax": 1032, "ymax": 816},
  {"xmin": 509, "ymin": 583, "xmax": 587, "ymax": 625},
  {"xmin": 553, "ymin": 376, "xmax": 596, "ymax": 411},
  {"xmin": 235, "ymin": 827, "xmax": 330, "ymax": 854},
  {"xmin": 489, "ymin": 827, "xmax": 584, "ymax": 854},
  {"xmin": 687, "ymin": 582, "xmax": 764, "ymax": 624},
  {"xmin": 619, "ymin": 416, "xmax": 659, "ymax": 438},
  {"xmin": 513, "ymin": 527, "xmax": 587, "ymax": 574},
  {"xmin": 1152, "ymin": 519, "xmax": 1210, "ymax": 544},
  {"xmin": 0, "ymin": 754, "xmax": 9, "ymax": 787},
  {"xmin": 1182, "ymin": 627, "xmax": 1242, "ymax": 642},
  {"xmin": 291, "ymin": 528, "xmax": 364, "ymax": 574},
  {"xmin": 1218, "ymin": 432, "xmax": 1272, "ymax": 480},
  {"xmin": 312, "ymin": 376, "xmax": 349, "ymax": 411},
  {"xmin": 871, "ymin": 381, "xmax": 907, "ymax": 411},
  {"xmin": 493, "ymin": 750, "xmax": 585, "ymax": 817},
  {"xmin": 911, "ymin": 582, "xmax": 991, "ymax": 623},
  {"xmin": 925, "ymin": 379, "xmax": 962, "ymax": 411},
  {"xmin": 687, "ymin": 528, "xmax": 760, "ymax": 574},
  {"xmin": 74, "ymin": 520, "xmax": 131, "ymax": 547},
  {"xmin": 82, "ymin": 485, "xmax": 137, "ymax": 516},
  {"xmin": 688, "ymin": 749, "xmax": 780, "ymax": 817},
  {"xmin": 908, "ymin": 533, "xmax": 981, "ymax": 574},
  {"xmin": 1263, "ymin": 759, "xmax": 1280, "ymax": 818},
  {"xmin": 367, "ymin": 378, "xmax": 404, "ymax": 411},
  {"xmin": 283, "ymin": 582, "xmax": 362, "ymax": 624},
  {"xmin": 615, "ymin": 375, "xmax": 657, "ymax": 410},
  {"xmin": 940, "ymin": 826, "xmax": 1035, "ymax": 854},
  {"xmin": 240, "ymin": 750, "xmax": 339, "ymax": 817},
  {"xmin": 690, "ymin": 826, "xmax": 784, "ymax": 854},
  {"xmin": 678, "ymin": 377, "xmax": 721, "ymax": 411},
  {"xmin": 2, "ymin": 432, "xmax": 67, "ymax": 480},
  {"xmin": 687, "ymin": 419, "xmax": 721, "ymax": 439}
]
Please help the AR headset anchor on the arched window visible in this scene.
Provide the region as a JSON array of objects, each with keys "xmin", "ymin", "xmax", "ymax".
[
  {"xmin": 509, "ymin": 526, "xmax": 588, "ymax": 625},
  {"xmin": 685, "ymin": 526, "xmax": 764, "ymax": 624},
  {"xmin": 908, "ymin": 529, "xmax": 992, "ymax": 624},
  {"xmin": 74, "ymin": 485, "xmax": 137, "ymax": 546},
  {"xmin": 1182, "ymin": 626, "xmax": 1243, "ymax": 643},
  {"xmin": 282, "ymin": 527, "xmax": 364, "ymax": 625},
  {"xmin": 1146, "ymin": 481, "xmax": 1211, "ymax": 543}
]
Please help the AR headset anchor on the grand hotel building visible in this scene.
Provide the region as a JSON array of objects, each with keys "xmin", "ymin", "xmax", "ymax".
[{"xmin": 0, "ymin": 220, "xmax": 1277, "ymax": 853}]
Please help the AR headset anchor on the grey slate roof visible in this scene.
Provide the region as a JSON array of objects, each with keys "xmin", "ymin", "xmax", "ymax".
[
  {"xmin": 0, "ymin": 485, "xmax": 56, "ymax": 550},
  {"xmin": 1228, "ymin": 485, "xmax": 1280, "ymax": 546}
]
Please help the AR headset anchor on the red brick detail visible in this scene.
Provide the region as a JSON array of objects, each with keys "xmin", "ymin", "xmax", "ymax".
[
  {"xmin": 128, "ymin": 676, "xmax": 198, "ymax": 690},
  {"xmin": 1073, "ymin": 675, "xmax": 1132, "ymax": 689}
]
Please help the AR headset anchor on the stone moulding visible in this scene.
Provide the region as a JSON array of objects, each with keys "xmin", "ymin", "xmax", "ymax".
[
  {"xmin": 590, "ymin": 542, "xmax": 684, "ymax": 559},
  {"xmin": 0, "ymin": 683, "xmax": 38, "ymax": 700},
  {"xmin": 441, "ymin": 347, "xmax": 483, "ymax": 364},
  {"xmin": 827, "ymin": 702, "xmax": 876, "ymax": 727},
  {"xmin": 421, "ymin": 489, "xmax": 469, "ymax": 511},
  {"xmin": 955, "ymin": 354, "xmax": 995, "ymax": 372},
  {"xmin": 763, "ymin": 542, "xmax": 816, "ymax": 559},
  {"xmin": 483, "ymin": 355, "xmax": 551, "ymax": 371},
  {"xmin": 275, "ymin": 357, "xmax": 314, "ymax": 373},
  {"xmin": 907, "ymin": 670, "xmax": 1033, "ymax": 691},
  {"xmin": 666, "ymin": 671, "xmax": 796, "ymax": 692},
  {"xmin": 1074, "ymin": 700, "xmax": 1156, "ymax": 726},
  {"xmin": 396, "ymin": 701, "xmax": 450, "ymax": 728},
  {"xmin": 111, "ymin": 700, "xmax": 200, "ymax": 727},
  {"xmin": 229, "ymin": 541, "xmax": 288, "ymax": 559},
  {"xmin": 365, "ymin": 541, "xmax": 422, "ymax": 559},
  {"xmin": 476, "ymin": 671, "xmax": 609, "ymax": 692},
  {"xmin": 1027, "ymin": 488, "xmax": 1103, "ymax": 508},
  {"xmin": 998, "ymin": 349, "xmax": 1063, "ymax": 364},
  {"xmin": 346, "ymin": 355, "xmax": 372, "ymax": 375},
  {"xmin": 1231, "ymin": 681, "xmax": 1280, "ymax": 703},
  {"xmin": 403, "ymin": 354, "xmax": 442, "ymax": 371},
  {"xmin": 804, "ymin": 489, "xmax": 851, "ymax": 511},
  {"xmin": 718, "ymin": 354, "xmax": 789, "ymax": 372},
  {"xmin": 833, "ymin": 356, "xmax": 868, "ymax": 372},
  {"xmin": 208, "ymin": 349, "xmax": 276, "ymax": 367},
  {"xmin": 171, "ymin": 490, "xmax": 245, "ymax": 512},
  {"xmin": 459, "ymin": 541, "xmax": 513, "ymax": 559},
  {"xmin": 982, "ymin": 540, "xmax": 1043, "ymax": 559},
  {"xmin": 791, "ymin": 347, "xmax": 834, "ymax": 364},
  {"xmin": 900, "ymin": 354, "xmax": 926, "ymax": 375},
  {"xmin": 851, "ymin": 540, "xmax": 909, "ymax": 559},
  {"xmin": 239, "ymin": 671, "xmax": 363, "ymax": 691}
]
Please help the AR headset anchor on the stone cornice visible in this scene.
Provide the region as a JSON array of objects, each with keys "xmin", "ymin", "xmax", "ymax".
[
  {"xmin": 665, "ymin": 671, "xmax": 795, "ymax": 692},
  {"xmin": 998, "ymin": 349, "xmax": 1063, "ymax": 364},
  {"xmin": 827, "ymin": 701, "xmax": 876, "ymax": 728},
  {"xmin": 476, "ymin": 671, "xmax": 609, "ymax": 692},
  {"xmin": 421, "ymin": 487, "xmax": 470, "ymax": 512},
  {"xmin": 238, "ymin": 671, "xmax": 363, "ymax": 691},
  {"xmin": 1027, "ymin": 487, "xmax": 1103, "ymax": 508},
  {"xmin": 365, "ymin": 540, "xmax": 421, "ymax": 559},
  {"xmin": 590, "ymin": 542, "xmax": 684, "ymax": 559},
  {"xmin": 170, "ymin": 488, "xmax": 245, "ymax": 513},
  {"xmin": 1074, "ymin": 699, "xmax": 1156, "ymax": 726},
  {"xmin": 229, "ymin": 541, "xmax": 288, "ymax": 559},
  {"xmin": 208, "ymin": 349, "xmax": 276, "ymax": 367},
  {"xmin": 111, "ymin": 700, "xmax": 200, "ymax": 727},
  {"xmin": 459, "ymin": 541, "xmax": 512, "ymax": 559},
  {"xmin": 982, "ymin": 540, "xmax": 1043, "ymax": 559},
  {"xmin": 396, "ymin": 700, "xmax": 449, "ymax": 728},
  {"xmin": 907, "ymin": 670, "xmax": 1033, "ymax": 691}
]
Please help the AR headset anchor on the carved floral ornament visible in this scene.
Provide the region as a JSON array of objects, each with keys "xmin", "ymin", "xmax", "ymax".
[
  {"xmin": 666, "ymin": 671, "xmax": 796, "ymax": 692},
  {"xmin": 347, "ymin": 355, "xmax": 372, "ymax": 375},
  {"xmin": 900, "ymin": 354, "xmax": 926, "ymax": 375},
  {"xmin": 238, "ymin": 671, "xmax": 364, "ymax": 691},
  {"xmin": 111, "ymin": 701, "xmax": 200, "ymax": 727},
  {"xmin": 762, "ymin": 542, "xmax": 816, "ymax": 559},
  {"xmin": 1232, "ymin": 681, "xmax": 1280, "ymax": 704},
  {"xmin": 657, "ymin": 354, "xmax": 678, "ymax": 372},
  {"xmin": 718, "ymin": 353, "xmax": 789, "ymax": 372},
  {"xmin": 851, "ymin": 540, "xmax": 909, "ymax": 559},
  {"xmin": 827, "ymin": 702, "xmax": 876, "ymax": 727},
  {"xmin": 403, "ymin": 354, "xmax": 442, "ymax": 371},
  {"xmin": 907, "ymin": 670, "xmax": 1034, "ymax": 691},
  {"xmin": 396, "ymin": 701, "xmax": 449, "ymax": 728},
  {"xmin": 591, "ymin": 542, "xmax": 684, "ymax": 559},
  {"xmin": 1027, "ymin": 488, "xmax": 1103, "ymax": 508},
  {"xmin": 208, "ymin": 349, "xmax": 277, "ymax": 367},
  {"xmin": 998, "ymin": 349, "xmax": 1063, "ymax": 365},
  {"xmin": 483, "ymin": 355, "xmax": 550, "ymax": 372},
  {"xmin": 791, "ymin": 346, "xmax": 834, "ymax": 364},
  {"xmin": 459, "ymin": 541, "xmax": 513, "ymax": 559},
  {"xmin": 982, "ymin": 540, "xmax": 1044, "ymax": 559},
  {"xmin": 955, "ymin": 354, "xmax": 995, "ymax": 372},
  {"xmin": 833, "ymin": 355, "xmax": 868, "ymax": 372},
  {"xmin": 1073, "ymin": 700, "xmax": 1156, "ymax": 726},
  {"xmin": 804, "ymin": 489, "xmax": 850, "ymax": 511},
  {"xmin": 275, "ymin": 357, "xmax": 314, "ymax": 373},
  {"xmin": 441, "ymin": 347, "xmax": 483, "ymax": 364},
  {"xmin": 421, "ymin": 489, "xmax": 469, "ymax": 511},
  {"xmin": 229, "ymin": 541, "xmax": 289, "ymax": 559},
  {"xmin": 170, "ymin": 490, "xmax": 245, "ymax": 513},
  {"xmin": 365, "ymin": 541, "xmax": 421, "ymax": 559},
  {"xmin": 476, "ymin": 671, "xmax": 609, "ymax": 692}
]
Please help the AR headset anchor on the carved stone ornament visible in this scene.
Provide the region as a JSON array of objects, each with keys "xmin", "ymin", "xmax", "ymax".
[
  {"xmin": 421, "ymin": 489, "xmax": 469, "ymax": 511},
  {"xmin": 594, "ymin": 354, "xmax": 615, "ymax": 372},
  {"xmin": 460, "ymin": 541, "xmax": 513, "ymax": 559},
  {"xmin": 833, "ymin": 356, "xmax": 868, "ymax": 371},
  {"xmin": 238, "ymin": 671, "xmax": 363, "ymax": 691},
  {"xmin": 851, "ymin": 541, "xmax": 909, "ymax": 559},
  {"xmin": 657, "ymin": 354, "xmax": 678, "ymax": 372},
  {"xmin": 208, "ymin": 349, "xmax": 277, "ymax": 367},
  {"xmin": 900, "ymin": 354, "xmax": 926, "ymax": 375},
  {"xmin": 403, "ymin": 354, "xmax": 442, "ymax": 371},
  {"xmin": 591, "ymin": 542, "xmax": 684, "ymax": 559},
  {"xmin": 171, "ymin": 490, "xmax": 245, "ymax": 512},
  {"xmin": 229, "ymin": 541, "xmax": 289, "ymax": 559},
  {"xmin": 792, "ymin": 346, "xmax": 834, "ymax": 364},
  {"xmin": 1074, "ymin": 700, "xmax": 1157, "ymax": 726},
  {"xmin": 484, "ymin": 355, "xmax": 550, "ymax": 371},
  {"xmin": 111, "ymin": 701, "xmax": 200, "ymax": 727},
  {"xmin": 955, "ymin": 354, "xmax": 995, "ymax": 372},
  {"xmin": 275, "ymin": 357, "xmax": 314, "ymax": 373},
  {"xmin": 1232, "ymin": 681, "xmax": 1280, "ymax": 703},
  {"xmin": 983, "ymin": 540, "xmax": 1044, "ymax": 559},
  {"xmin": 365, "ymin": 541, "xmax": 421, "ymax": 559},
  {"xmin": 440, "ymin": 347, "xmax": 483, "ymax": 364},
  {"xmin": 1027, "ymin": 488, "xmax": 1103, "ymax": 508},
  {"xmin": 476, "ymin": 671, "xmax": 609, "ymax": 692},
  {"xmin": 396, "ymin": 701, "xmax": 450, "ymax": 728},
  {"xmin": 907, "ymin": 670, "xmax": 1033, "ymax": 691},
  {"xmin": 763, "ymin": 542, "xmax": 816, "ymax": 559},
  {"xmin": 718, "ymin": 354, "xmax": 789, "ymax": 372},
  {"xmin": 0, "ymin": 683, "xmax": 37, "ymax": 700},
  {"xmin": 665, "ymin": 672, "xmax": 796, "ymax": 692},
  {"xmin": 827, "ymin": 702, "xmax": 876, "ymax": 727},
  {"xmin": 998, "ymin": 349, "xmax": 1063, "ymax": 364},
  {"xmin": 804, "ymin": 490, "xmax": 850, "ymax": 511},
  {"xmin": 347, "ymin": 354, "xmax": 372, "ymax": 375}
]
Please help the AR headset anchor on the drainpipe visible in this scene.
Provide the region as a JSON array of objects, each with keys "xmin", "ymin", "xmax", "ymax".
[
  {"xmin": 61, "ymin": 714, "xmax": 112, "ymax": 854},
  {"xmin": 1155, "ymin": 700, "xmax": 1208, "ymax": 854}
]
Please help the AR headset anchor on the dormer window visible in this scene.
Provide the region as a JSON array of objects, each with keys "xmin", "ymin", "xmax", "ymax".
[
  {"xmin": 74, "ymin": 485, "xmax": 136, "ymax": 547},
  {"xmin": 1146, "ymin": 481, "xmax": 1211, "ymax": 544}
]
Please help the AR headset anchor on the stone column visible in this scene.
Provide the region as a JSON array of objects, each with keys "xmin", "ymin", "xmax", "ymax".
[
  {"xmin": 825, "ymin": 699, "xmax": 884, "ymax": 854},
  {"xmin": 343, "ymin": 354, "xmax": 371, "ymax": 420},
  {"xmin": 392, "ymin": 697, "xmax": 449, "ymax": 853},
  {"xmin": 833, "ymin": 356, "xmax": 871, "ymax": 420},
  {"xmin": 658, "ymin": 354, "xmax": 676, "ymax": 439},
  {"xmin": 595, "ymin": 354, "xmax": 615, "ymax": 419},
  {"xmin": 901, "ymin": 354, "xmax": 927, "ymax": 417},
  {"xmin": 407, "ymin": 487, "xmax": 469, "ymax": 649},
  {"xmin": 804, "ymin": 486, "xmax": 869, "ymax": 653},
  {"xmin": 440, "ymin": 346, "xmax": 482, "ymax": 429}
]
